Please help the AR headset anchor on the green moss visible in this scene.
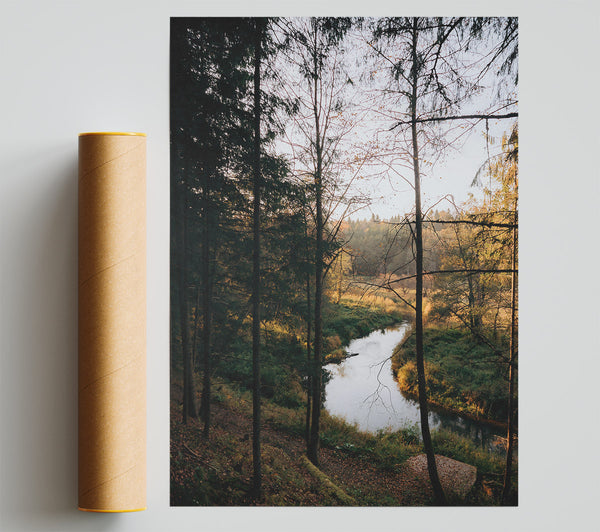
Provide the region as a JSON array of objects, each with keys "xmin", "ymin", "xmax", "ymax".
[{"xmin": 302, "ymin": 455, "xmax": 356, "ymax": 505}]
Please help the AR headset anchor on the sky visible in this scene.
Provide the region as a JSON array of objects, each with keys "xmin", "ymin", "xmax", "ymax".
[
  {"xmin": 272, "ymin": 18, "xmax": 517, "ymax": 222},
  {"xmin": 353, "ymin": 117, "xmax": 515, "ymax": 220}
]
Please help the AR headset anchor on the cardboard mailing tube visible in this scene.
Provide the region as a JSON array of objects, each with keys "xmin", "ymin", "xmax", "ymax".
[{"xmin": 78, "ymin": 132, "xmax": 146, "ymax": 512}]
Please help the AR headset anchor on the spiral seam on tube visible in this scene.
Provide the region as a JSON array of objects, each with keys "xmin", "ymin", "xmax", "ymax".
[
  {"xmin": 78, "ymin": 464, "xmax": 138, "ymax": 499},
  {"xmin": 79, "ymin": 356, "xmax": 140, "ymax": 393},
  {"xmin": 79, "ymin": 141, "xmax": 145, "ymax": 182},
  {"xmin": 78, "ymin": 252, "xmax": 139, "ymax": 289}
]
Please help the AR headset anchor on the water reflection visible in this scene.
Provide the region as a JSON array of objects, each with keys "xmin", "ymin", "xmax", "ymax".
[{"xmin": 324, "ymin": 324, "xmax": 505, "ymax": 453}]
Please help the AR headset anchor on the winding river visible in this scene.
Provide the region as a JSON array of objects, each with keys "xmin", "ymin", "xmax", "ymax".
[{"xmin": 324, "ymin": 323, "xmax": 506, "ymax": 452}]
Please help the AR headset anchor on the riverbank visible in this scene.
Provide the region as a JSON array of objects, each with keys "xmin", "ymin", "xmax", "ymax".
[
  {"xmin": 205, "ymin": 298, "xmax": 403, "ymax": 411},
  {"xmin": 171, "ymin": 376, "xmax": 509, "ymax": 506},
  {"xmin": 323, "ymin": 301, "xmax": 403, "ymax": 363},
  {"xmin": 171, "ymin": 297, "xmax": 516, "ymax": 506},
  {"xmin": 324, "ymin": 324, "xmax": 507, "ymax": 455},
  {"xmin": 392, "ymin": 327, "xmax": 513, "ymax": 425},
  {"xmin": 400, "ymin": 388, "xmax": 508, "ymax": 431}
]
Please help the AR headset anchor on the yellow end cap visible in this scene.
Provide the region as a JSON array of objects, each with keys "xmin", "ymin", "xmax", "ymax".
[{"xmin": 79, "ymin": 132, "xmax": 147, "ymax": 137}]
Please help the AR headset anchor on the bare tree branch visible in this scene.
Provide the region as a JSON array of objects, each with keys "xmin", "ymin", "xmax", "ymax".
[{"xmin": 390, "ymin": 111, "xmax": 518, "ymax": 130}]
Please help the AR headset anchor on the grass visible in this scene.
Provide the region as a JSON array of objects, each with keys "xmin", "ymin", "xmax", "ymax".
[
  {"xmin": 171, "ymin": 287, "xmax": 515, "ymax": 506},
  {"xmin": 172, "ymin": 376, "xmax": 510, "ymax": 506},
  {"xmin": 322, "ymin": 299, "xmax": 402, "ymax": 362},
  {"xmin": 392, "ymin": 327, "xmax": 511, "ymax": 423},
  {"xmin": 204, "ymin": 293, "xmax": 405, "ymax": 408}
]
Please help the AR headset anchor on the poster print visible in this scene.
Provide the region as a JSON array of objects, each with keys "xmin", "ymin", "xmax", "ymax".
[{"xmin": 170, "ymin": 17, "xmax": 518, "ymax": 506}]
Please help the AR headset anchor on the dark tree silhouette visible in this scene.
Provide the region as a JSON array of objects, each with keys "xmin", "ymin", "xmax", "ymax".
[
  {"xmin": 251, "ymin": 17, "xmax": 264, "ymax": 500},
  {"xmin": 279, "ymin": 16, "xmax": 353, "ymax": 466}
]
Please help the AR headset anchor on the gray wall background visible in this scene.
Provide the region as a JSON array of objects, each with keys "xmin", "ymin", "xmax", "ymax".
[{"xmin": 1, "ymin": 1, "xmax": 598, "ymax": 531}]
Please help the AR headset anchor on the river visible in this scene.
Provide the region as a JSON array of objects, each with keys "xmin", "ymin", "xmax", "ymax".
[{"xmin": 323, "ymin": 323, "xmax": 506, "ymax": 452}]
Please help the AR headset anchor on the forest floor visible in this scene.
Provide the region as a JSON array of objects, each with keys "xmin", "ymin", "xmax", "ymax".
[{"xmin": 170, "ymin": 379, "xmax": 501, "ymax": 506}]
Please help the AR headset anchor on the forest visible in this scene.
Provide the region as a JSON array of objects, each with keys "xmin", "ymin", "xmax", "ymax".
[{"xmin": 170, "ymin": 17, "xmax": 518, "ymax": 506}]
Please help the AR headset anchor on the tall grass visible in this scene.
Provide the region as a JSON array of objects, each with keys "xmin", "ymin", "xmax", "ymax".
[{"xmin": 392, "ymin": 327, "xmax": 510, "ymax": 422}]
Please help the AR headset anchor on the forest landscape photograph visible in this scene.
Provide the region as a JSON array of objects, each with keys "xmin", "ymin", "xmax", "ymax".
[{"xmin": 170, "ymin": 16, "xmax": 518, "ymax": 507}]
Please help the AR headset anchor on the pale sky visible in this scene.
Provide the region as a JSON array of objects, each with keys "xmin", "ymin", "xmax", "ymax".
[
  {"xmin": 272, "ymin": 18, "xmax": 517, "ymax": 222},
  {"xmin": 352, "ymin": 117, "xmax": 516, "ymax": 220}
]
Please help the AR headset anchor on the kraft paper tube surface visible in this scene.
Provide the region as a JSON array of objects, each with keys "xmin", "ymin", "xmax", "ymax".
[{"xmin": 78, "ymin": 132, "xmax": 146, "ymax": 512}]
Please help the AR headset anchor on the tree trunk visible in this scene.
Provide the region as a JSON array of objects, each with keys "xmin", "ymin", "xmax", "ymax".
[
  {"xmin": 309, "ymin": 171, "xmax": 323, "ymax": 466},
  {"xmin": 191, "ymin": 285, "xmax": 201, "ymax": 371},
  {"xmin": 502, "ymin": 215, "xmax": 518, "ymax": 505},
  {"xmin": 200, "ymin": 183, "xmax": 212, "ymax": 439},
  {"xmin": 305, "ymin": 269, "xmax": 312, "ymax": 447},
  {"xmin": 336, "ymin": 252, "xmax": 343, "ymax": 304},
  {"xmin": 410, "ymin": 19, "xmax": 446, "ymax": 505},
  {"xmin": 251, "ymin": 19, "xmax": 263, "ymax": 500},
  {"xmin": 308, "ymin": 45, "xmax": 323, "ymax": 466},
  {"xmin": 179, "ymin": 185, "xmax": 197, "ymax": 424}
]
